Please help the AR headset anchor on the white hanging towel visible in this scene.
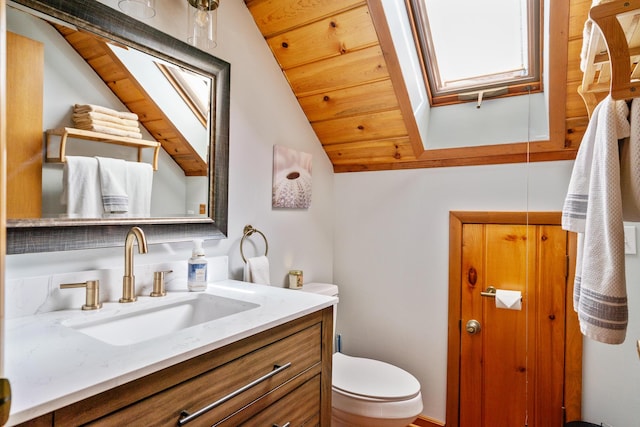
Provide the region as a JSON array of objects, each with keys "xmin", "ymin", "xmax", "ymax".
[
  {"xmin": 125, "ymin": 161, "xmax": 153, "ymax": 217},
  {"xmin": 620, "ymin": 99, "xmax": 640, "ymax": 220},
  {"xmin": 243, "ymin": 256, "xmax": 271, "ymax": 285},
  {"xmin": 96, "ymin": 157, "xmax": 129, "ymax": 214},
  {"xmin": 62, "ymin": 156, "xmax": 102, "ymax": 218},
  {"xmin": 562, "ymin": 95, "xmax": 629, "ymax": 344}
]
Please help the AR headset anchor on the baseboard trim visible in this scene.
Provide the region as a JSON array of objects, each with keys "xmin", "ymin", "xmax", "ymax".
[{"xmin": 410, "ymin": 415, "xmax": 445, "ymax": 427}]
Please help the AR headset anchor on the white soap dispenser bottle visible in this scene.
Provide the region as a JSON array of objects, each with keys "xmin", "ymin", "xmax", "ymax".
[{"xmin": 188, "ymin": 239, "xmax": 208, "ymax": 291}]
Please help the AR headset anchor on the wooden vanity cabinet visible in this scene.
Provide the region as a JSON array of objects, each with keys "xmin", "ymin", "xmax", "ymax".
[{"xmin": 17, "ymin": 307, "xmax": 333, "ymax": 427}]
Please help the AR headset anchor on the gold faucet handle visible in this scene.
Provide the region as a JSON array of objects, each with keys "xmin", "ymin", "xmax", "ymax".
[
  {"xmin": 151, "ymin": 270, "xmax": 173, "ymax": 297},
  {"xmin": 60, "ymin": 280, "xmax": 102, "ymax": 310}
]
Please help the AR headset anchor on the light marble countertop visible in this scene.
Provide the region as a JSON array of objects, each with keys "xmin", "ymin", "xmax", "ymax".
[{"xmin": 5, "ymin": 280, "xmax": 336, "ymax": 426}]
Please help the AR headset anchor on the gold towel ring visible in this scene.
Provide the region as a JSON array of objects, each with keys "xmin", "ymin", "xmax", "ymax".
[{"xmin": 240, "ymin": 225, "xmax": 268, "ymax": 263}]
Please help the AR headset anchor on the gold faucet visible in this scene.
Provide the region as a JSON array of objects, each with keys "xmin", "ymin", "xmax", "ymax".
[{"xmin": 120, "ymin": 226, "xmax": 148, "ymax": 303}]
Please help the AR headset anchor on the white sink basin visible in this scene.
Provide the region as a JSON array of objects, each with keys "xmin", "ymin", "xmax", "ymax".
[{"xmin": 62, "ymin": 293, "xmax": 260, "ymax": 346}]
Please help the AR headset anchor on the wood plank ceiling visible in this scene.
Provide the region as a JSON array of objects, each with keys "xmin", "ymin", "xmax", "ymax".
[
  {"xmin": 53, "ymin": 25, "xmax": 208, "ymax": 176},
  {"xmin": 245, "ymin": 0, "xmax": 591, "ymax": 173}
]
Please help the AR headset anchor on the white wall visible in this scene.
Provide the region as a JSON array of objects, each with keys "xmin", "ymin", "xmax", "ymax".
[{"xmin": 334, "ymin": 161, "xmax": 640, "ymax": 426}]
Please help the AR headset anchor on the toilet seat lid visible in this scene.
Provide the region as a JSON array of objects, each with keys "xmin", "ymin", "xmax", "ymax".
[{"xmin": 332, "ymin": 352, "xmax": 421, "ymax": 400}]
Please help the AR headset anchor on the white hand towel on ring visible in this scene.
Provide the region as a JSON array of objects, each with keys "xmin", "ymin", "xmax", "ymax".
[{"xmin": 243, "ymin": 256, "xmax": 270, "ymax": 285}]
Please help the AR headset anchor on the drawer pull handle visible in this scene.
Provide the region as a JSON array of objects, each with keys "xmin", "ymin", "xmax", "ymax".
[
  {"xmin": 273, "ymin": 423, "xmax": 291, "ymax": 427},
  {"xmin": 178, "ymin": 362, "xmax": 292, "ymax": 425}
]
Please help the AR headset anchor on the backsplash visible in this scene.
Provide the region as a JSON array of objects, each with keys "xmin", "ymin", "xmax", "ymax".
[{"xmin": 5, "ymin": 256, "xmax": 229, "ymax": 318}]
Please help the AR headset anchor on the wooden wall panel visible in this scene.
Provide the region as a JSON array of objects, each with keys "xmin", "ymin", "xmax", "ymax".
[
  {"xmin": 7, "ymin": 32, "xmax": 43, "ymax": 219},
  {"xmin": 567, "ymin": 0, "xmax": 591, "ymax": 124}
]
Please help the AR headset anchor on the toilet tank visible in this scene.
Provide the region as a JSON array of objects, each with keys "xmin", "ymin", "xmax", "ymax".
[
  {"xmin": 301, "ymin": 282, "xmax": 338, "ymax": 297},
  {"xmin": 301, "ymin": 283, "xmax": 339, "ymax": 349}
]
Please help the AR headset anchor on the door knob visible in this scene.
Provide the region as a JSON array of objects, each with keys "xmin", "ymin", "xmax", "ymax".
[{"xmin": 465, "ymin": 319, "xmax": 481, "ymax": 335}]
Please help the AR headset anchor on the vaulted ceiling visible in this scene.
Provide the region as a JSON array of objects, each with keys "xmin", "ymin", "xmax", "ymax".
[{"xmin": 244, "ymin": 0, "xmax": 590, "ymax": 173}]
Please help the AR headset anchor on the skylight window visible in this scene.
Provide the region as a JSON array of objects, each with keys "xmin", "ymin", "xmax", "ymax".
[{"xmin": 407, "ymin": 0, "xmax": 541, "ymax": 106}]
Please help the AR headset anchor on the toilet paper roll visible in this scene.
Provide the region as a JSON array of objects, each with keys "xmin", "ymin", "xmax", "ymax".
[{"xmin": 495, "ymin": 289, "xmax": 522, "ymax": 310}]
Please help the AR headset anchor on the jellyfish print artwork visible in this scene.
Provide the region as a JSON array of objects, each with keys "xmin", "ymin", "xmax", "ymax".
[{"xmin": 272, "ymin": 145, "xmax": 312, "ymax": 209}]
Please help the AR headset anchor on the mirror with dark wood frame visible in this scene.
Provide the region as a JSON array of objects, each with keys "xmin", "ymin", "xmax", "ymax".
[{"xmin": 5, "ymin": 0, "xmax": 230, "ymax": 254}]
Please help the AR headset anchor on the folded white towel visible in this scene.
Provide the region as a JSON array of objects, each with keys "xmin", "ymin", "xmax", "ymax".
[
  {"xmin": 126, "ymin": 161, "xmax": 153, "ymax": 217},
  {"xmin": 73, "ymin": 117, "xmax": 140, "ymax": 134},
  {"xmin": 72, "ymin": 111, "xmax": 139, "ymax": 128},
  {"xmin": 243, "ymin": 256, "xmax": 270, "ymax": 285},
  {"xmin": 96, "ymin": 157, "xmax": 129, "ymax": 214},
  {"xmin": 62, "ymin": 156, "xmax": 102, "ymax": 218},
  {"xmin": 74, "ymin": 103, "xmax": 138, "ymax": 121},
  {"xmin": 562, "ymin": 96, "xmax": 629, "ymax": 344},
  {"xmin": 74, "ymin": 123, "xmax": 142, "ymax": 139}
]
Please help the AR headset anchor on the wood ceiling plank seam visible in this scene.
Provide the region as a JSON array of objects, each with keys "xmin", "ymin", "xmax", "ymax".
[
  {"xmin": 297, "ymin": 79, "xmax": 400, "ymax": 122},
  {"xmin": 87, "ymin": 56, "xmax": 128, "ymax": 81},
  {"xmin": 274, "ymin": 41, "xmax": 383, "ymax": 72},
  {"xmin": 306, "ymin": 105, "xmax": 402, "ymax": 125},
  {"xmin": 245, "ymin": 0, "xmax": 367, "ymax": 39},
  {"xmin": 286, "ymin": 46, "xmax": 390, "ymax": 97},
  {"xmin": 271, "ymin": 40, "xmax": 381, "ymax": 71},
  {"xmin": 289, "ymin": 75, "xmax": 392, "ymax": 99},
  {"xmin": 265, "ymin": 5, "xmax": 380, "ymax": 70},
  {"xmin": 107, "ymin": 80, "xmax": 146, "ymax": 103},
  {"xmin": 323, "ymin": 140, "xmax": 415, "ymax": 163},
  {"xmin": 311, "ymin": 109, "xmax": 409, "ymax": 145},
  {"xmin": 322, "ymin": 135, "xmax": 412, "ymax": 148}
]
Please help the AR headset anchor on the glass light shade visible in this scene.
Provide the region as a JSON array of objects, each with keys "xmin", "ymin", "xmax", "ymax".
[
  {"xmin": 118, "ymin": 0, "xmax": 156, "ymax": 19},
  {"xmin": 187, "ymin": 1, "xmax": 218, "ymax": 50}
]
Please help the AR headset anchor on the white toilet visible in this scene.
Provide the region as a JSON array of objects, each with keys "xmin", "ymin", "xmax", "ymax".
[{"xmin": 301, "ymin": 283, "xmax": 423, "ymax": 427}]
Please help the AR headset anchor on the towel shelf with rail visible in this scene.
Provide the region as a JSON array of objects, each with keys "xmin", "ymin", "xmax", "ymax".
[
  {"xmin": 579, "ymin": 0, "xmax": 640, "ymax": 117},
  {"xmin": 45, "ymin": 127, "xmax": 161, "ymax": 171}
]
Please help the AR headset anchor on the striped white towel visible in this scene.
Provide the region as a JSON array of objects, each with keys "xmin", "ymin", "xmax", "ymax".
[
  {"xmin": 96, "ymin": 157, "xmax": 129, "ymax": 214},
  {"xmin": 562, "ymin": 96, "xmax": 629, "ymax": 344}
]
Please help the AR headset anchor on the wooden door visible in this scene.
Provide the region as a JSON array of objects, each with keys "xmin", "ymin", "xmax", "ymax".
[{"xmin": 459, "ymin": 223, "xmax": 567, "ymax": 426}]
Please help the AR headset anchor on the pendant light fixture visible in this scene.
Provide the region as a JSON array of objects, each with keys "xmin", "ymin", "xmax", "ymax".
[
  {"xmin": 187, "ymin": 0, "xmax": 219, "ymax": 50},
  {"xmin": 117, "ymin": 0, "xmax": 156, "ymax": 19}
]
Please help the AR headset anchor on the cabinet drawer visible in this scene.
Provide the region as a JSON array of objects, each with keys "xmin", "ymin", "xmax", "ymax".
[
  {"xmin": 238, "ymin": 375, "xmax": 321, "ymax": 427},
  {"xmin": 86, "ymin": 323, "xmax": 321, "ymax": 426}
]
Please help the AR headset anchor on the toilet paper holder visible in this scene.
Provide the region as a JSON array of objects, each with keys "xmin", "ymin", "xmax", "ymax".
[
  {"xmin": 480, "ymin": 286, "xmax": 523, "ymax": 301},
  {"xmin": 480, "ymin": 286, "xmax": 498, "ymax": 297}
]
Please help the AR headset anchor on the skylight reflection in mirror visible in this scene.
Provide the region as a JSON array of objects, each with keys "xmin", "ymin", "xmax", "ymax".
[{"xmin": 409, "ymin": 0, "xmax": 541, "ymax": 104}]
